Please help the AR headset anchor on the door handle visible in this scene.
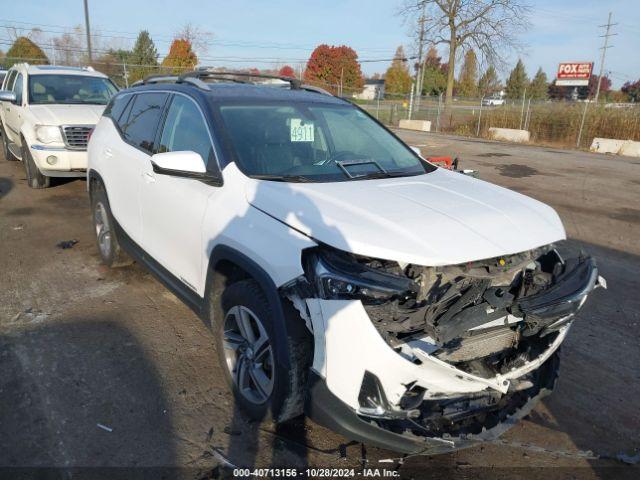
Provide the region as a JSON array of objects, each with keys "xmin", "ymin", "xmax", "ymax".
[
  {"xmin": 143, "ymin": 172, "xmax": 156, "ymax": 183},
  {"xmin": 103, "ymin": 148, "xmax": 113, "ymax": 158}
]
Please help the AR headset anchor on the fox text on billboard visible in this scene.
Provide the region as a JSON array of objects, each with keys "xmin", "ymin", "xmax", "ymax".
[{"xmin": 556, "ymin": 62, "xmax": 593, "ymax": 86}]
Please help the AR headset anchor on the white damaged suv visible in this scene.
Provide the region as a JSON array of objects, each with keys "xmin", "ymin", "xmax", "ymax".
[
  {"xmin": 0, "ymin": 63, "xmax": 117, "ymax": 188},
  {"xmin": 87, "ymin": 71, "xmax": 604, "ymax": 454}
]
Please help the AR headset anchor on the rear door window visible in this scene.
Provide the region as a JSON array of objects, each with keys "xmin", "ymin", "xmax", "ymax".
[{"xmin": 120, "ymin": 93, "xmax": 168, "ymax": 154}]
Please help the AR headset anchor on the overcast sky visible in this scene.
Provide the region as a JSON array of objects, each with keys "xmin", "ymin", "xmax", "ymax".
[{"xmin": 2, "ymin": 0, "xmax": 638, "ymax": 87}]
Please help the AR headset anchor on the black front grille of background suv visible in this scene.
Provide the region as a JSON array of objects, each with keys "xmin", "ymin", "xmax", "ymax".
[{"xmin": 61, "ymin": 125, "xmax": 93, "ymax": 150}]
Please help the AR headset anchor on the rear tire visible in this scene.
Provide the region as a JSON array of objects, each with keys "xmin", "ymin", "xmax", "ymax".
[
  {"xmin": 216, "ymin": 279, "xmax": 312, "ymax": 422},
  {"xmin": 1, "ymin": 125, "xmax": 17, "ymax": 161},
  {"xmin": 21, "ymin": 143, "xmax": 50, "ymax": 189},
  {"xmin": 90, "ymin": 180, "xmax": 132, "ymax": 268}
]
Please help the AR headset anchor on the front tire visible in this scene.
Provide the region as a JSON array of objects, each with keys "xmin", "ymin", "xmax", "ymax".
[
  {"xmin": 21, "ymin": 143, "xmax": 50, "ymax": 189},
  {"xmin": 90, "ymin": 180, "xmax": 132, "ymax": 268},
  {"xmin": 217, "ymin": 279, "xmax": 312, "ymax": 422}
]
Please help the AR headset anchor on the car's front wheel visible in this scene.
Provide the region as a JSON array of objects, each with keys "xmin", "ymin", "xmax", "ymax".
[
  {"xmin": 90, "ymin": 180, "xmax": 132, "ymax": 267},
  {"xmin": 21, "ymin": 143, "xmax": 50, "ymax": 188},
  {"xmin": 217, "ymin": 279, "xmax": 312, "ymax": 422}
]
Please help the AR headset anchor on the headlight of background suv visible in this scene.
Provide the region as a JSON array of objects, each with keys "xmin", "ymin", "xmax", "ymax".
[
  {"xmin": 35, "ymin": 125, "xmax": 64, "ymax": 144},
  {"xmin": 303, "ymin": 246, "xmax": 418, "ymax": 303}
]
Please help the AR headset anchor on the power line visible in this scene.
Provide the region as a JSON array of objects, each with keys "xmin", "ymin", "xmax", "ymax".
[{"xmin": 0, "ymin": 17, "xmax": 397, "ymax": 54}]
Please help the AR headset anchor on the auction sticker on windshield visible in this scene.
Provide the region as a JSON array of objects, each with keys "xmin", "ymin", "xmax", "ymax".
[{"xmin": 290, "ymin": 119, "xmax": 314, "ymax": 142}]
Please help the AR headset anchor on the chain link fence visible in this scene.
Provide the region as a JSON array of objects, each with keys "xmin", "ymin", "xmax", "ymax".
[{"xmin": 356, "ymin": 93, "xmax": 640, "ymax": 150}]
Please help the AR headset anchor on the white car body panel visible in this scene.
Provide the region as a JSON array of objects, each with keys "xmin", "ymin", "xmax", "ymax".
[
  {"xmin": 307, "ymin": 298, "xmax": 569, "ymax": 410},
  {"xmin": 248, "ymin": 168, "xmax": 566, "ymax": 266},
  {"xmin": 199, "ymin": 163, "xmax": 316, "ymax": 294},
  {"xmin": 28, "ymin": 104, "xmax": 104, "ymax": 126}
]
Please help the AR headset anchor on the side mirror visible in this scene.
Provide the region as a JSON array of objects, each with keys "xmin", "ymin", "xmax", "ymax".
[
  {"xmin": 0, "ymin": 90, "xmax": 17, "ymax": 103},
  {"xmin": 150, "ymin": 151, "xmax": 222, "ymax": 185}
]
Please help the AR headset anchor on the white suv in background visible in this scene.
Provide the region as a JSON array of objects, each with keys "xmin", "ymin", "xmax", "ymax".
[
  {"xmin": 0, "ymin": 63, "xmax": 118, "ymax": 188},
  {"xmin": 87, "ymin": 71, "xmax": 604, "ymax": 454}
]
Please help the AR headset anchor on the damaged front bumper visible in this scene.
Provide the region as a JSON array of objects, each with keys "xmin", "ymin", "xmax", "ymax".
[{"xmin": 293, "ymin": 246, "xmax": 604, "ymax": 453}]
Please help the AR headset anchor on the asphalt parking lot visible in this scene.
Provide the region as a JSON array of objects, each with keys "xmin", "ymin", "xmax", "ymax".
[{"xmin": 1, "ymin": 131, "xmax": 639, "ymax": 478}]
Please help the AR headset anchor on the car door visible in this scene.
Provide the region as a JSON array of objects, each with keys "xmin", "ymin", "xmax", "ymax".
[
  {"xmin": 4, "ymin": 72, "xmax": 24, "ymax": 146},
  {"xmin": 104, "ymin": 92, "xmax": 169, "ymax": 245},
  {"xmin": 0, "ymin": 70, "xmax": 16, "ymax": 134},
  {"xmin": 139, "ymin": 93, "xmax": 220, "ymax": 293}
]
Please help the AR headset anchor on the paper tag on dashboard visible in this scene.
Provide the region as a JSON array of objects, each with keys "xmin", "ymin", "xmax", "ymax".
[{"xmin": 290, "ymin": 119, "xmax": 314, "ymax": 142}]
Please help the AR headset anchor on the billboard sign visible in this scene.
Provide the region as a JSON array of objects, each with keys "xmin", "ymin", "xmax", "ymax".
[{"xmin": 556, "ymin": 62, "xmax": 593, "ymax": 86}]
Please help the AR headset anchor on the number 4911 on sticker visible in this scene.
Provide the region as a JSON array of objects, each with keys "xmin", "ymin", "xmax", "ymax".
[{"xmin": 290, "ymin": 118, "xmax": 314, "ymax": 142}]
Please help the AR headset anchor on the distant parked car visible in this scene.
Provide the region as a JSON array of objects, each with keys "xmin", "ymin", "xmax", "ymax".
[
  {"xmin": 0, "ymin": 63, "xmax": 118, "ymax": 188},
  {"xmin": 482, "ymin": 96, "xmax": 505, "ymax": 106},
  {"xmin": 0, "ymin": 69, "xmax": 7, "ymax": 88}
]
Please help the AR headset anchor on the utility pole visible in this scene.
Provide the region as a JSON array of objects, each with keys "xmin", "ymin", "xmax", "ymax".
[
  {"xmin": 414, "ymin": 4, "xmax": 427, "ymax": 112},
  {"xmin": 594, "ymin": 12, "xmax": 617, "ymax": 103},
  {"xmin": 83, "ymin": 0, "xmax": 93, "ymax": 63},
  {"xmin": 577, "ymin": 12, "xmax": 617, "ymax": 147}
]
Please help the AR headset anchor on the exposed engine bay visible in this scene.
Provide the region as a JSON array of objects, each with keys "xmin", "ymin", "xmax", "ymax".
[{"xmin": 285, "ymin": 242, "xmax": 604, "ymax": 445}]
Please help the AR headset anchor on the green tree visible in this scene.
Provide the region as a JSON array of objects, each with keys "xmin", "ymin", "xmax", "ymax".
[
  {"xmin": 129, "ymin": 30, "xmax": 158, "ymax": 83},
  {"xmin": 456, "ymin": 50, "xmax": 478, "ymax": 98},
  {"xmin": 384, "ymin": 46, "xmax": 412, "ymax": 95},
  {"xmin": 478, "ymin": 65, "xmax": 500, "ymax": 97},
  {"xmin": 505, "ymin": 59, "xmax": 529, "ymax": 99},
  {"xmin": 420, "ymin": 47, "xmax": 447, "ymax": 96},
  {"xmin": 161, "ymin": 38, "xmax": 198, "ymax": 74},
  {"xmin": 529, "ymin": 67, "xmax": 548, "ymax": 100},
  {"xmin": 4, "ymin": 36, "xmax": 49, "ymax": 68}
]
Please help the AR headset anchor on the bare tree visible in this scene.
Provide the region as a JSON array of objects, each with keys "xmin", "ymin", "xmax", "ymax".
[
  {"xmin": 176, "ymin": 23, "xmax": 213, "ymax": 59},
  {"xmin": 400, "ymin": 0, "xmax": 530, "ymax": 107}
]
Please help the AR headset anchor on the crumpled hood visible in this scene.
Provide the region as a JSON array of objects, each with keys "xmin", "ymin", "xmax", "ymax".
[
  {"xmin": 29, "ymin": 104, "xmax": 105, "ymax": 126},
  {"xmin": 246, "ymin": 168, "xmax": 566, "ymax": 266}
]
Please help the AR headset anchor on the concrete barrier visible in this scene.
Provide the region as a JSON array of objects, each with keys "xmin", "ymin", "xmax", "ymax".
[
  {"xmin": 399, "ymin": 119, "xmax": 431, "ymax": 132},
  {"xmin": 488, "ymin": 128, "xmax": 530, "ymax": 143},
  {"xmin": 591, "ymin": 138, "xmax": 640, "ymax": 157}
]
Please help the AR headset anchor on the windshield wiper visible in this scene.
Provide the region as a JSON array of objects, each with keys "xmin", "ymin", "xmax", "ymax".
[{"xmin": 251, "ymin": 174, "xmax": 314, "ymax": 183}]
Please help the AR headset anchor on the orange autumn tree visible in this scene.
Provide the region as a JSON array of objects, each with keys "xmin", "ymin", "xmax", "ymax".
[
  {"xmin": 278, "ymin": 65, "xmax": 296, "ymax": 78},
  {"xmin": 303, "ymin": 44, "xmax": 364, "ymax": 95},
  {"xmin": 161, "ymin": 38, "xmax": 198, "ymax": 74}
]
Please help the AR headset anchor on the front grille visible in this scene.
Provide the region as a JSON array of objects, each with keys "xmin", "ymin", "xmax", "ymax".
[{"xmin": 61, "ymin": 125, "xmax": 93, "ymax": 150}]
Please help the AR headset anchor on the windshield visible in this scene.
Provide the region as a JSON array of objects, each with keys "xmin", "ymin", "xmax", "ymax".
[
  {"xmin": 28, "ymin": 74, "xmax": 118, "ymax": 105},
  {"xmin": 217, "ymin": 102, "xmax": 434, "ymax": 182}
]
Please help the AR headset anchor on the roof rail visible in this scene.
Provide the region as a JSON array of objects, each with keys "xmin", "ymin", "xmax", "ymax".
[
  {"xmin": 132, "ymin": 70, "xmax": 336, "ymax": 98},
  {"xmin": 300, "ymin": 84, "xmax": 333, "ymax": 96},
  {"xmin": 132, "ymin": 74, "xmax": 180, "ymax": 87},
  {"xmin": 179, "ymin": 68, "xmax": 302, "ymax": 90}
]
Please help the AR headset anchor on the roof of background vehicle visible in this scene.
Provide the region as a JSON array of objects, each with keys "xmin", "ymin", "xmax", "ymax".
[
  {"xmin": 9, "ymin": 63, "xmax": 109, "ymax": 78},
  {"xmin": 127, "ymin": 81, "xmax": 348, "ymax": 105}
]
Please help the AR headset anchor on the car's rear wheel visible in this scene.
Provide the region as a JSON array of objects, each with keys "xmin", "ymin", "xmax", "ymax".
[
  {"xmin": 91, "ymin": 180, "xmax": 132, "ymax": 267},
  {"xmin": 21, "ymin": 143, "xmax": 50, "ymax": 189},
  {"xmin": 216, "ymin": 279, "xmax": 312, "ymax": 422},
  {"xmin": 1, "ymin": 125, "xmax": 17, "ymax": 161}
]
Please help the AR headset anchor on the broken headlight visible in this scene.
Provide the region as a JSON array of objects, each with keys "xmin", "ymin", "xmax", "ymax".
[{"xmin": 303, "ymin": 246, "xmax": 418, "ymax": 303}]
